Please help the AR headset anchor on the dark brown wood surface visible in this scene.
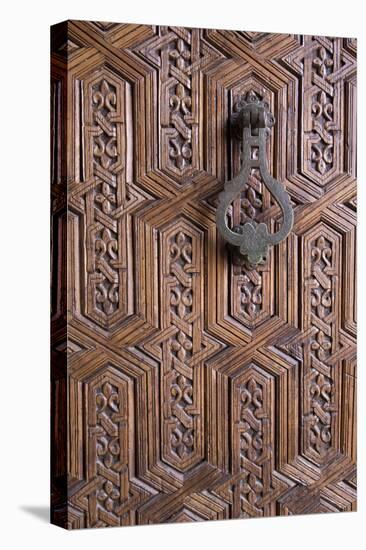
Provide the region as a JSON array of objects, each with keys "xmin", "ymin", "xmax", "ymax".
[{"xmin": 51, "ymin": 20, "xmax": 357, "ymax": 529}]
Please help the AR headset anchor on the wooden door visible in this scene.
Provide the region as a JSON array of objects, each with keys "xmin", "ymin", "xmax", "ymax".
[{"xmin": 51, "ymin": 21, "xmax": 357, "ymax": 529}]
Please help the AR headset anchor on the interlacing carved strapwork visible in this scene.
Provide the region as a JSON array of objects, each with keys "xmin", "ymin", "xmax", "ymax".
[
  {"xmin": 83, "ymin": 71, "xmax": 128, "ymax": 329},
  {"xmin": 139, "ymin": 28, "xmax": 198, "ymax": 179},
  {"xmin": 238, "ymin": 376, "xmax": 270, "ymax": 515},
  {"xmin": 211, "ymin": 362, "xmax": 289, "ymax": 518},
  {"xmin": 232, "ymin": 167, "xmax": 268, "ymax": 325},
  {"xmin": 136, "ymin": 27, "xmax": 199, "ymax": 180},
  {"xmin": 87, "ymin": 374, "xmax": 130, "ymax": 527},
  {"xmin": 239, "ymin": 179, "xmax": 264, "ymax": 222},
  {"xmin": 70, "ymin": 369, "xmax": 153, "ymax": 528},
  {"xmin": 303, "ymin": 229, "xmax": 340, "ymax": 460},
  {"xmin": 239, "ymin": 270, "xmax": 263, "ymax": 320},
  {"xmin": 310, "ymin": 45, "xmax": 337, "ymax": 177},
  {"xmin": 136, "ymin": 26, "xmax": 224, "ymax": 183},
  {"xmin": 161, "ymin": 225, "xmax": 204, "ymax": 471},
  {"xmin": 166, "ymin": 37, "xmax": 195, "ymax": 173},
  {"xmin": 231, "ymin": 367, "xmax": 277, "ymax": 517},
  {"xmin": 284, "ymin": 35, "xmax": 356, "ymax": 187},
  {"xmin": 94, "ymin": 381, "xmax": 127, "ymax": 517}
]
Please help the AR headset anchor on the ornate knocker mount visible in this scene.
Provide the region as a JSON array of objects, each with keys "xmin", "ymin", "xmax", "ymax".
[{"xmin": 216, "ymin": 91, "xmax": 294, "ymax": 270}]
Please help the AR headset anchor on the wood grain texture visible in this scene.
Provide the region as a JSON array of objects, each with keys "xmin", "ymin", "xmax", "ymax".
[{"xmin": 50, "ymin": 20, "xmax": 357, "ymax": 529}]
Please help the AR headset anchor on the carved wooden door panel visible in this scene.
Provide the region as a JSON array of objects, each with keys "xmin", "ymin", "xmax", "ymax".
[{"xmin": 51, "ymin": 21, "xmax": 357, "ymax": 529}]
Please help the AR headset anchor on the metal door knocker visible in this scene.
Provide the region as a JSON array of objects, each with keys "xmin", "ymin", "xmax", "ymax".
[{"xmin": 216, "ymin": 91, "xmax": 293, "ymax": 270}]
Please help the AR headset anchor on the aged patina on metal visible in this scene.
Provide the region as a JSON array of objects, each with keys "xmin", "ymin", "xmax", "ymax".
[{"xmin": 216, "ymin": 91, "xmax": 294, "ymax": 269}]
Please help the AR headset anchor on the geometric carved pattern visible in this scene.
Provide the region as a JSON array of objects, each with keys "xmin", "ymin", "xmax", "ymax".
[
  {"xmin": 303, "ymin": 227, "xmax": 340, "ymax": 461},
  {"xmin": 66, "ymin": 53, "xmax": 154, "ymax": 335},
  {"xmin": 51, "ymin": 20, "xmax": 357, "ymax": 529},
  {"xmin": 161, "ymin": 225, "xmax": 203, "ymax": 470},
  {"xmin": 69, "ymin": 365, "xmax": 155, "ymax": 527},
  {"xmin": 83, "ymin": 72, "xmax": 128, "ymax": 327},
  {"xmin": 136, "ymin": 26, "xmax": 225, "ymax": 185},
  {"xmin": 232, "ymin": 366, "xmax": 278, "ymax": 517},
  {"xmin": 210, "ymin": 354, "xmax": 292, "ymax": 519},
  {"xmin": 84, "ymin": 371, "xmax": 131, "ymax": 526},
  {"xmin": 283, "ymin": 35, "xmax": 356, "ymax": 189},
  {"xmin": 307, "ymin": 40, "xmax": 341, "ymax": 181}
]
